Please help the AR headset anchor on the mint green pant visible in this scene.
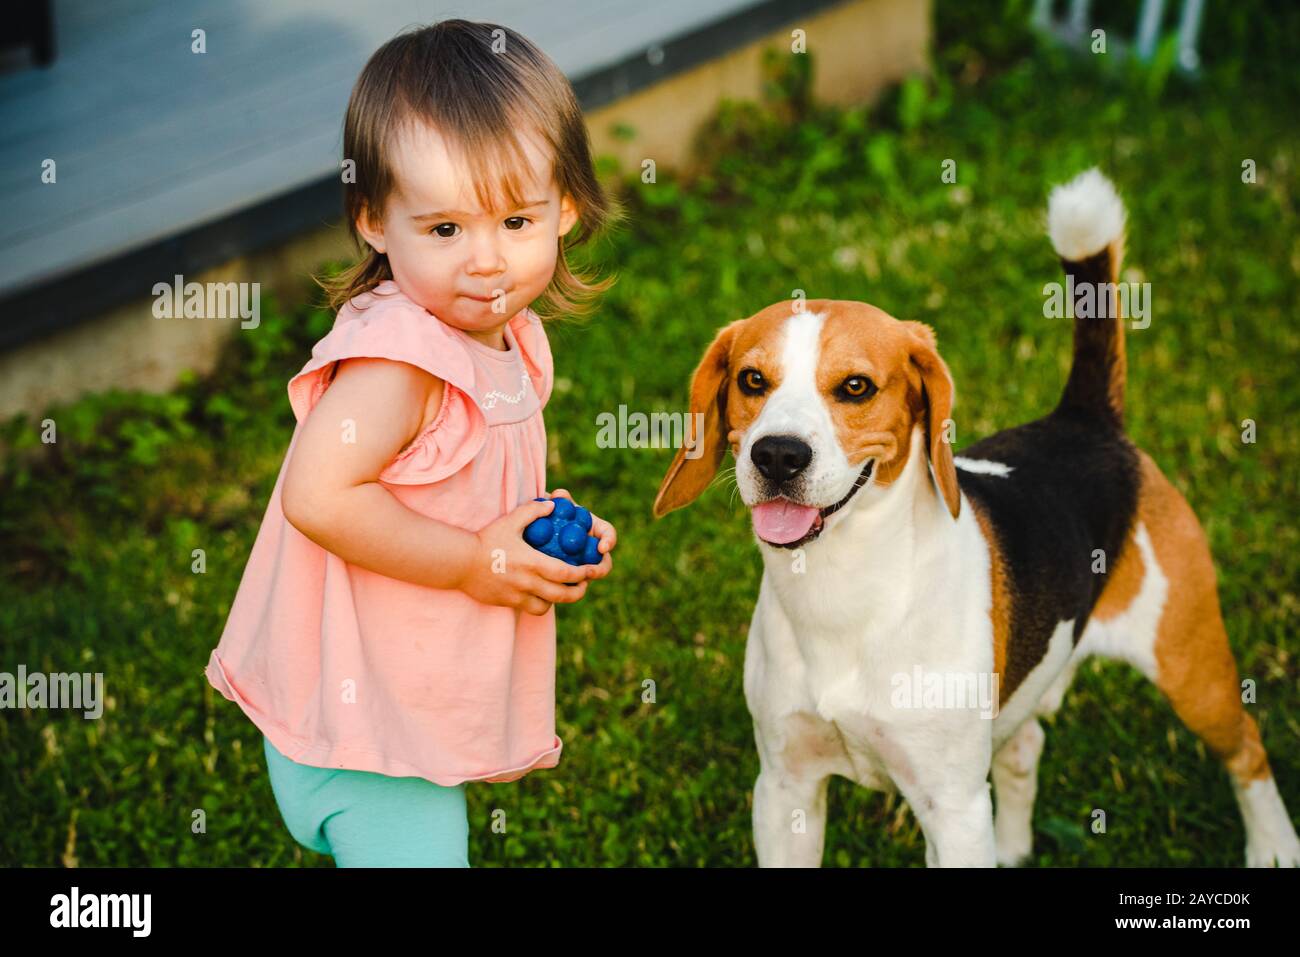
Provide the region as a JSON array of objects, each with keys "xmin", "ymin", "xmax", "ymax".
[{"xmin": 262, "ymin": 734, "xmax": 469, "ymax": 867}]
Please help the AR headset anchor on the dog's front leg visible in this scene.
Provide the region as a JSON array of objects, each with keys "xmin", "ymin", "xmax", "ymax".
[
  {"xmin": 752, "ymin": 759, "xmax": 831, "ymax": 867},
  {"xmin": 914, "ymin": 783, "xmax": 997, "ymax": 867},
  {"xmin": 881, "ymin": 720, "xmax": 997, "ymax": 867}
]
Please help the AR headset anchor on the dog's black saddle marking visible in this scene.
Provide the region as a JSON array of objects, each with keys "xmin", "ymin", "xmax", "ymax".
[{"xmin": 955, "ymin": 408, "xmax": 1141, "ymax": 698}]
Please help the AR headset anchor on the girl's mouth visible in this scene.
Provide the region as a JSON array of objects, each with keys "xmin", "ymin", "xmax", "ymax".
[{"xmin": 462, "ymin": 288, "xmax": 512, "ymax": 303}]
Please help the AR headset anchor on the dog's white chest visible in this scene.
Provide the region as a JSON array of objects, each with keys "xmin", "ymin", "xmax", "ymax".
[
  {"xmin": 745, "ymin": 582, "xmax": 986, "ymax": 794},
  {"xmin": 743, "ymin": 484, "xmax": 998, "ymax": 796}
]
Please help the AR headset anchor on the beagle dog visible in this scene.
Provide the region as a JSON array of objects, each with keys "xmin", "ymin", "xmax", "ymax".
[{"xmin": 653, "ymin": 169, "xmax": 1300, "ymax": 867}]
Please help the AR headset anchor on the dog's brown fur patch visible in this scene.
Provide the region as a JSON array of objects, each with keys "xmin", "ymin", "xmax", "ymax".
[
  {"xmin": 971, "ymin": 500, "xmax": 1012, "ymax": 705},
  {"xmin": 1134, "ymin": 451, "xmax": 1272, "ymax": 783}
]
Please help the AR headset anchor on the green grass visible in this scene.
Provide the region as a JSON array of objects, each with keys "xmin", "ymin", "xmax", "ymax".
[{"xmin": 2, "ymin": 23, "xmax": 1298, "ymax": 867}]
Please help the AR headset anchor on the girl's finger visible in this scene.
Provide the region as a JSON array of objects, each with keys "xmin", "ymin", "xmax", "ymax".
[
  {"xmin": 530, "ymin": 576, "xmax": 588, "ymax": 604},
  {"xmin": 585, "ymin": 551, "xmax": 613, "ymax": 579},
  {"xmin": 522, "ymin": 598, "xmax": 552, "ymax": 617},
  {"xmin": 513, "ymin": 497, "xmax": 555, "ymax": 529},
  {"xmin": 548, "ymin": 487, "xmax": 573, "ymax": 501},
  {"xmin": 591, "ymin": 515, "xmax": 617, "ymax": 551},
  {"xmin": 533, "ymin": 553, "xmax": 588, "ymax": 584},
  {"xmin": 555, "ymin": 579, "xmax": 590, "ymax": 603}
]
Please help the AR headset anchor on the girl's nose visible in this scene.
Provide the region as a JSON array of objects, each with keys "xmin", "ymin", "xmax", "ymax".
[{"xmin": 466, "ymin": 234, "xmax": 506, "ymax": 277}]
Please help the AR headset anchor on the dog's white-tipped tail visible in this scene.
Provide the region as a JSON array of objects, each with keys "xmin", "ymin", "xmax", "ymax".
[
  {"xmin": 1047, "ymin": 168, "xmax": 1129, "ymax": 426},
  {"xmin": 1047, "ymin": 167, "xmax": 1127, "ymax": 261}
]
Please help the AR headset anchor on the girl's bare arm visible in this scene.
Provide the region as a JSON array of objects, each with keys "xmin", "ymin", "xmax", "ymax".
[
  {"xmin": 281, "ymin": 356, "xmax": 477, "ymax": 590},
  {"xmin": 280, "ymin": 357, "xmax": 590, "ymax": 610}
]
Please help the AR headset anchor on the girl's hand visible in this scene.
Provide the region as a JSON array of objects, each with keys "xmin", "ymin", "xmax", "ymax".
[
  {"xmin": 462, "ymin": 498, "xmax": 591, "ymax": 616},
  {"xmin": 548, "ymin": 488, "xmax": 616, "ymax": 581}
]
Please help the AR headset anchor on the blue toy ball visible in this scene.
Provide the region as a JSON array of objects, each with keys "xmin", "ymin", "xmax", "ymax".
[{"xmin": 524, "ymin": 496, "xmax": 603, "ymax": 567}]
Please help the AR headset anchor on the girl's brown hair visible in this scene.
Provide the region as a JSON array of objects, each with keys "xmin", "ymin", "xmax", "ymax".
[{"xmin": 315, "ymin": 19, "xmax": 620, "ymax": 319}]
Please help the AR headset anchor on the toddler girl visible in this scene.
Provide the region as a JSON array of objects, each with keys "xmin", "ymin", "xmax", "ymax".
[{"xmin": 205, "ymin": 19, "xmax": 619, "ymax": 867}]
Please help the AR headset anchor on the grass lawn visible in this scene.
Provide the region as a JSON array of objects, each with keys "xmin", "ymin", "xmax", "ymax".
[{"xmin": 2, "ymin": 15, "xmax": 1297, "ymax": 866}]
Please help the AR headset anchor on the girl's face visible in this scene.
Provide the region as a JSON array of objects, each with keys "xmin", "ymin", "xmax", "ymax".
[{"xmin": 356, "ymin": 120, "xmax": 579, "ymax": 346}]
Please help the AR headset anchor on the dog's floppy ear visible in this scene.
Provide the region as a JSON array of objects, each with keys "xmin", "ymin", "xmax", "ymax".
[
  {"xmin": 653, "ymin": 320, "xmax": 742, "ymax": 518},
  {"xmin": 904, "ymin": 321, "xmax": 960, "ymax": 520}
]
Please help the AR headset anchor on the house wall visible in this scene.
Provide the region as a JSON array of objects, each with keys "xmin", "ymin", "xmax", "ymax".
[{"xmin": 0, "ymin": 0, "xmax": 929, "ymax": 427}]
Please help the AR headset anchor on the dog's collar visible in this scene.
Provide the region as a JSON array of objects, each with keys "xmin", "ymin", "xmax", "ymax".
[{"xmin": 822, "ymin": 458, "xmax": 875, "ymax": 520}]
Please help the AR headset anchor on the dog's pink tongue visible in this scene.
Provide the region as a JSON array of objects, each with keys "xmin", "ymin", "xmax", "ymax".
[{"xmin": 752, "ymin": 498, "xmax": 819, "ymax": 544}]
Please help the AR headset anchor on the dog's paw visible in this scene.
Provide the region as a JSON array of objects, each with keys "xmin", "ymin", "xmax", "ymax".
[
  {"xmin": 995, "ymin": 832, "xmax": 1033, "ymax": 867},
  {"xmin": 996, "ymin": 847, "xmax": 1031, "ymax": 867},
  {"xmin": 1245, "ymin": 836, "xmax": 1300, "ymax": 868},
  {"xmin": 994, "ymin": 822, "xmax": 1033, "ymax": 867}
]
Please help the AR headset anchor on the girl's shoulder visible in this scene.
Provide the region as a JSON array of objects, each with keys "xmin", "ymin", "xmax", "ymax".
[
  {"xmin": 288, "ymin": 281, "xmax": 476, "ymax": 419},
  {"xmin": 286, "ymin": 281, "xmax": 552, "ymax": 485}
]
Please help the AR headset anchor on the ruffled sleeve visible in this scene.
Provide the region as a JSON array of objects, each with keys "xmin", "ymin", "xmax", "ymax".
[
  {"xmin": 508, "ymin": 307, "xmax": 554, "ymax": 408},
  {"xmin": 286, "ymin": 284, "xmax": 487, "ymax": 485}
]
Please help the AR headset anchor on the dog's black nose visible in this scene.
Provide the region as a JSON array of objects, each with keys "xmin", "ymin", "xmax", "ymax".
[{"xmin": 751, "ymin": 435, "xmax": 813, "ymax": 483}]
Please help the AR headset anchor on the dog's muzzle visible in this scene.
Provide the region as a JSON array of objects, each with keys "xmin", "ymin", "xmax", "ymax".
[{"xmin": 750, "ymin": 458, "xmax": 874, "ymax": 548}]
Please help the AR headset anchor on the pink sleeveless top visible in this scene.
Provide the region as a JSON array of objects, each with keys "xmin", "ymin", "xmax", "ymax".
[{"xmin": 204, "ymin": 280, "xmax": 562, "ymax": 786}]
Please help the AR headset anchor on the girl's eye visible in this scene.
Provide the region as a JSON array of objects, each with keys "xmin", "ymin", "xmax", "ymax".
[
  {"xmin": 836, "ymin": 375, "xmax": 878, "ymax": 401},
  {"xmin": 504, "ymin": 216, "xmax": 531, "ymax": 230},
  {"xmin": 738, "ymin": 368, "xmax": 766, "ymax": 395},
  {"xmin": 431, "ymin": 223, "xmax": 459, "ymax": 239}
]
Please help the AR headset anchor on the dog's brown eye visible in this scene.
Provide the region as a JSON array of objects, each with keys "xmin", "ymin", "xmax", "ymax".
[
  {"xmin": 837, "ymin": 375, "xmax": 877, "ymax": 401},
  {"xmin": 738, "ymin": 368, "xmax": 766, "ymax": 395}
]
